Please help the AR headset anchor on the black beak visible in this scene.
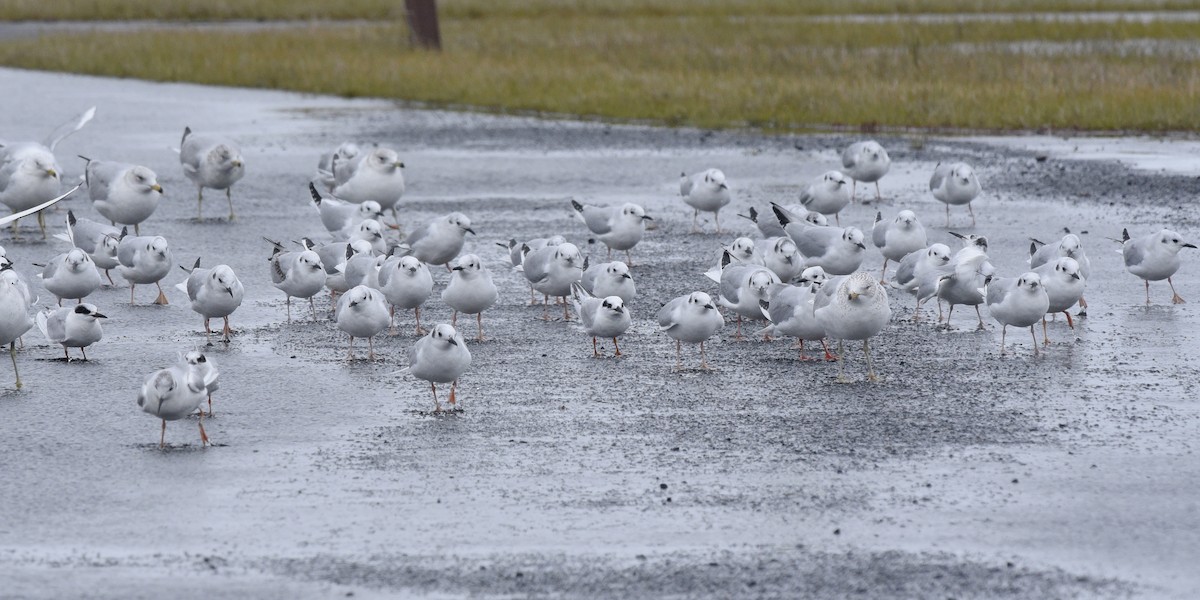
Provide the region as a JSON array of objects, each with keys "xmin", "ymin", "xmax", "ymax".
[
  {"xmin": 349, "ymin": 301, "xmax": 358, "ymax": 307},
  {"xmin": 464, "ymin": 228, "xmax": 477, "ymax": 235},
  {"xmin": 704, "ymin": 303, "xmax": 716, "ymax": 310},
  {"xmin": 1185, "ymin": 243, "xmax": 1197, "ymax": 249},
  {"xmin": 94, "ymin": 313, "xmax": 108, "ymax": 319},
  {"xmin": 452, "ymin": 266, "xmax": 464, "ymax": 271},
  {"xmin": 227, "ymin": 287, "xmax": 235, "ymax": 297},
  {"xmin": 622, "ymin": 273, "xmax": 632, "ymax": 279},
  {"xmin": 642, "ymin": 215, "xmax": 653, "ymax": 221},
  {"xmin": 856, "ymin": 242, "xmax": 866, "ymax": 249},
  {"xmin": 718, "ymin": 183, "xmax": 728, "ymax": 190},
  {"xmin": 1071, "ymin": 273, "xmax": 1080, "ymax": 280},
  {"xmin": 449, "ymin": 338, "xmax": 458, "ymax": 346},
  {"xmin": 948, "ymin": 231, "xmax": 965, "ymax": 239}
]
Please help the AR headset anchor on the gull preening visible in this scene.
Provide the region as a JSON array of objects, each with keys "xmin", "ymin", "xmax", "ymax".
[
  {"xmin": 137, "ymin": 356, "xmax": 216, "ymax": 448},
  {"xmin": 180, "ymin": 126, "xmax": 244, "ymax": 220}
]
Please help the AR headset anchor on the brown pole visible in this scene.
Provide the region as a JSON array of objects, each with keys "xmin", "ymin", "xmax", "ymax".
[{"xmin": 405, "ymin": 0, "xmax": 442, "ymax": 50}]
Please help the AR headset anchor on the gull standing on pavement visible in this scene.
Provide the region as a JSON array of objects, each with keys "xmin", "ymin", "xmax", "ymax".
[
  {"xmin": 441, "ymin": 253, "xmax": 499, "ymax": 341},
  {"xmin": 177, "ymin": 260, "xmax": 245, "ymax": 344},
  {"xmin": 841, "ymin": 141, "xmax": 891, "ymax": 202},
  {"xmin": 335, "ymin": 284, "xmax": 390, "ymax": 360},
  {"xmin": 930, "ymin": 162, "xmax": 982, "ymax": 227},
  {"xmin": 756, "ymin": 237, "xmax": 804, "ymax": 283},
  {"xmin": 872, "ymin": 210, "xmax": 927, "ymax": 282},
  {"xmin": 183, "ymin": 350, "xmax": 220, "ymax": 417},
  {"xmin": 81, "ymin": 157, "xmax": 163, "ymax": 234},
  {"xmin": 891, "ymin": 243, "xmax": 952, "ymax": 321},
  {"xmin": 521, "ymin": 242, "xmax": 584, "ymax": 320},
  {"xmin": 0, "ymin": 266, "xmax": 34, "ymax": 388},
  {"xmin": 55, "ymin": 211, "xmax": 120, "ymax": 285},
  {"xmin": 36, "ymin": 303, "xmax": 106, "ymax": 361},
  {"xmin": 403, "ymin": 323, "xmax": 472, "ymax": 412},
  {"xmin": 1033, "ymin": 257, "xmax": 1086, "ymax": 344},
  {"xmin": 0, "ymin": 106, "xmax": 93, "ymax": 238},
  {"xmin": 499, "ymin": 235, "xmax": 567, "ymax": 304},
  {"xmin": 328, "ymin": 146, "xmax": 406, "ymax": 219},
  {"xmin": 39, "ymin": 247, "xmax": 101, "ymax": 305},
  {"xmin": 378, "ymin": 255, "xmax": 434, "ymax": 335},
  {"xmin": 935, "ymin": 245, "xmax": 990, "ymax": 328},
  {"xmin": 397, "ymin": 212, "xmax": 475, "ymax": 268},
  {"xmin": 137, "ymin": 361, "xmax": 212, "ymax": 448},
  {"xmin": 657, "ymin": 291, "xmax": 724, "ymax": 370},
  {"xmin": 774, "ymin": 203, "xmax": 867, "ymax": 275},
  {"xmin": 179, "ymin": 126, "xmax": 244, "ymax": 220},
  {"xmin": 814, "ymin": 271, "xmax": 892, "ymax": 382},
  {"xmin": 581, "ymin": 260, "xmax": 636, "ymax": 304},
  {"xmin": 267, "ymin": 239, "xmax": 326, "ymax": 322},
  {"xmin": 755, "ymin": 266, "xmax": 834, "ymax": 361},
  {"xmin": 308, "ymin": 182, "xmax": 382, "ymax": 240},
  {"xmin": 798, "ymin": 170, "xmax": 852, "ymax": 225},
  {"xmin": 716, "ymin": 252, "xmax": 780, "ymax": 340},
  {"xmin": 570, "ymin": 282, "xmax": 632, "ymax": 358},
  {"xmin": 116, "ymin": 231, "xmax": 172, "ymax": 305},
  {"xmin": 986, "ymin": 272, "xmax": 1050, "ymax": 355},
  {"xmin": 680, "ymin": 168, "xmax": 732, "ymax": 233},
  {"xmin": 570, "ymin": 200, "xmax": 652, "ymax": 265},
  {"xmin": 1122, "ymin": 228, "xmax": 1196, "ymax": 305}
]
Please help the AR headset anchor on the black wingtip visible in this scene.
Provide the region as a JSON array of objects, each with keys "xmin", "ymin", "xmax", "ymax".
[
  {"xmin": 1029, "ymin": 241, "xmax": 1037, "ymax": 256},
  {"xmin": 308, "ymin": 182, "xmax": 322, "ymax": 204},
  {"xmin": 181, "ymin": 126, "xmax": 192, "ymax": 146},
  {"xmin": 570, "ymin": 199, "xmax": 584, "ymax": 213},
  {"xmin": 119, "ymin": 226, "xmax": 128, "ymax": 240},
  {"xmin": 1122, "ymin": 228, "xmax": 1130, "ymax": 242},
  {"xmin": 770, "ymin": 203, "xmax": 791, "ymax": 226},
  {"xmin": 67, "ymin": 210, "xmax": 76, "ymax": 226},
  {"xmin": 193, "ymin": 257, "xmax": 201, "ymax": 270},
  {"xmin": 345, "ymin": 244, "xmax": 355, "ymax": 259}
]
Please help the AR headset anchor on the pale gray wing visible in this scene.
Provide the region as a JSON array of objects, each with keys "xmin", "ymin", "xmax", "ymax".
[
  {"xmin": 986, "ymin": 278, "xmax": 1011, "ymax": 306},
  {"xmin": 767, "ymin": 285, "xmax": 800, "ymax": 323},
  {"xmin": 792, "ymin": 225, "xmax": 840, "ymax": 258},
  {"xmin": 43, "ymin": 106, "xmax": 95, "ymax": 151},
  {"xmin": 656, "ymin": 296, "xmax": 685, "ymax": 328},
  {"xmin": 581, "ymin": 263, "xmax": 601, "ymax": 292},
  {"xmin": 679, "ymin": 173, "xmax": 694, "ymax": 197},
  {"xmin": 117, "ymin": 236, "xmax": 140, "ymax": 266},
  {"xmin": 0, "ymin": 151, "xmax": 18, "ymax": 192},
  {"xmin": 871, "ymin": 214, "xmax": 887, "ymax": 248},
  {"xmin": 403, "ymin": 222, "xmax": 433, "ymax": 248},
  {"xmin": 334, "ymin": 151, "xmax": 365, "ymax": 187},
  {"xmin": 579, "ymin": 296, "xmax": 600, "ymax": 331},
  {"xmin": 893, "ymin": 249, "xmax": 920, "ymax": 286},
  {"xmin": 47, "ymin": 310, "xmax": 67, "ymax": 343},
  {"xmin": 523, "ymin": 248, "xmax": 553, "ymax": 284},
  {"xmin": 85, "ymin": 160, "xmax": 127, "ymax": 201},
  {"xmin": 798, "ymin": 186, "xmax": 814, "ymax": 207},
  {"xmin": 318, "ymin": 243, "xmax": 348, "ymax": 274},
  {"xmin": 719, "ymin": 266, "xmax": 747, "ymax": 304},
  {"xmin": 72, "ymin": 217, "xmax": 118, "ymax": 251},
  {"xmin": 269, "ymin": 252, "xmax": 294, "ymax": 285},
  {"xmin": 929, "ymin": 163, "xmax": 948, "ymax": 191},
  {"xmin": 376, "ymin": 257, "xmax": 399, "ymax": 287},
  {"xmin": 41, "ymin": 256, "xmax": 61, "ymax": 281},
  {"xmin": 813, "ymin": 276, "xmax": 843, "ymax": 314},
  {"xmin": 1122, "ymin": 241, "xmax": 1144, "ymax": 268},
  {"xmin": 179, "ymin": 134, "xmax": 204, "ymax": 174},
  {"xmin": 186, "ymin": 269, "xmax": 207, "ymax": 301},
  {"xmin": 581, "ymin": 205, "xmax": 613, "ymax": 235},
  {"xmin": 841, "ymin": 143, "xmax": 861, "ymax": 170},
  {"xmin": 407, "ymin": 336, "xmax": 428, "ymax": 368}
]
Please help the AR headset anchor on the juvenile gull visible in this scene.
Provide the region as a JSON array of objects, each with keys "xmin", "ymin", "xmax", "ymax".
[
  {"xmin": 180, "ymin": 127, "xmax": 244, "ymax": 220},
  {"xmin": 266, "ymin": 239, "xmax": 325, "ymax": 322}
]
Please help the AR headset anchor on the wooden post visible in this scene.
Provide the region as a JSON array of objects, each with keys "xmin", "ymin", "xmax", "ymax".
[{"xmin": 405, "ymin": 0, "xmax": 442, "ymax": 50}]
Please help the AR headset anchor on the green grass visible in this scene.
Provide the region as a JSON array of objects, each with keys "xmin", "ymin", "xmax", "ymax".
[{"xmin": 1, "ymin": 5, "xmax": 1199, "ymax": 132}]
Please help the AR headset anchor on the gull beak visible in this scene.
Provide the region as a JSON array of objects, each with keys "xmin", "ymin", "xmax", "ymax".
[
  {"xmin": 848, "ymin": 292, "xmax": 860, "ymax": 300},
  {"xmin": 1185, "ymin": 243, "xmax": 1198, "ymax": 249},
  {"xmin": 46, "ymin": 168, "xmax": 58, "ymax": 177},
  {"xmin": 374, "ymin": 232, "xmax": 383, "ymax": 239},
  {"xmin": 232, "ymin": 160, "xmax": 244, "ymax": 168},
  {"xmin": 93, "ymin": 312, "xmax": 108, "ymax": 319},
  {"xmin": 718, "ymin": 183, "xmax": 728, "ymax": 190},
  {"xmin": 395, "ymin": 161, "xmax": 405, "ymax": 169},
  {"xmin": 1071, "ymin": 273, "xmax": 1081, "ymax": 280},
  {"xmin": 151, "ymin": 184, "xmax": 164, "ymax": 193},
  {"xmin": 226, "ymin": 287, "xmax": 235, "ymax": 297},
  {"xmin": 783, "ymin": 256, "xmax": 793, "ymax": 264},
  {"xmin": 349, "ymin": 301, "xmax": 358, "ymax": 307},
  {"xmin": 452, "ymin": 266, "xmax": 464, "ymax": 271},
  {"xmin": 856, "ymin": 242, "xmax": 866, "ymax": 249},
  {"xmin": 464, "ymin": 228, "xmax": 476, "ymax": 235},
  {"xmin": 704, "ymin": 303, "xmax": 716, "ymax": 310},
  {"xmin": 642, "ymin": 215, "xmax": 653, "ymax": 221},
  {"xmin": 622, "ymin": 273, "xmax": 632, "ymax": 279},
  {"xmin": 948, "ymin": 231, "xmax": 965, "ymax": 239},
  {"xmin": 448, "ymin": 338, "xmax": 458, "ymax": 346}
]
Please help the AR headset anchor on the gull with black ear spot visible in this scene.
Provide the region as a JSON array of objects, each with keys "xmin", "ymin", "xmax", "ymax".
[
  {"xmin": 55, "ymin": 211, "xmax": 121, "ymax": 286},
  {"xmin": 400, "ymin": 323, "xmax": 472, "ymax": 413},
  {"xmin": 657, "ymin": 291, "xmax": 724, "ymax": 371},
  {"xmin": 39, "ymin": 247, "xmax": 101, "ymax": 306},
  {"xmin": 571, "ymin": 282, "xmax": 631, "ymax": 358},
  {"xmin": 36, "ymin": 303, "xmax": 106, "ymax": 361},
  {"xmin": 335, "ymin": 284, "xmax": 390, "ymax": 360},
  {"xmin": 266, "ymin": 238, "xmax": 326, "ymax": 323},
  {"xmin": 442, "ymin": 253, "xmax": 499, "ymax": 342},
  {"xmin": 520, "ymin": 241, "xmax": 584, "ymax": 321},
  {"xmin": 581, "ymin": 260, "xmax": 636, "ymax": 304},
  {"xmin": 396, "ymin": 212, "xmax": 475, "ymax": 269},
  {"xmin": 773, "ymin": 203, "xmax": 867, "ymax": 275},
  {"xmin": 378, "ymin": 254, "xmax": 434, "ymax": 336},
  {"xmin": 680, "ymin": 168, "xmax": 732, "ymax": 233},
  {"xmin": 985, "ymin": 272, "xmax": 1050, "ymax": 356},
  {"xmin": 842, "ymin": 140, "xmax": 891, "ymax": 202},
  {"xmin": 176, "ymin": 259, "xmax": 245, "ymax": 344},
  {"xmin": 570, "ymin": 200, "xmax": 652, "ymax": 265},
  {"xmin": 116, "ymin": 230, "xmax": 172, "ymax": 305},
  {"xmin": 798, "ymin": 170, "xmax": 852, "ymax": 225},
  {"xmin": 183, "ymin": 350, "xmax": 220, "ymax": 417},
  {"xmin": 179, "ymin": 126, "xmax": 244, "ymax": 221},
  {"xmin": 308, "ymin": 182, "xmax": 383, "ymax": 241},
  {"xmin": 931, "ymin": 162, "xmax": 982, "ymax": 227},
  {"xmin": 1121, "ymin": 228, "xmax": 1196, "ymax": 305}
]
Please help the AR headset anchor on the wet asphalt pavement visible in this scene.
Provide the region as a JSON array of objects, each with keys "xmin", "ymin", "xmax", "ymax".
[{"xmin": 1, "ymin": 67, "xmax": 1198, "ymax": 598}]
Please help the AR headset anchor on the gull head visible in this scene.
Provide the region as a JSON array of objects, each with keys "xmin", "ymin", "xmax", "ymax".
[
  {"xmin": 1018, "ymin": 273, "xmax": 1042, "ymax": 291},
  {"xmin": 128, "ymin": 165, "xmax": 163, "ymax": 195},
  {"xmin": 73, "ymin": 303, "xmax": 107, "ymax": 321},
  {"xmin": 65, "ymin": 248, "xmax": 91, "ymax": 270},
  {"xmin": 369, "ymin": 147, "xmax": 404, "ymax": 172},
  {"xmin": 928, "ymin": 243, "xmax": 952, "ymax": 264},
  {"xmin": 209, "ymin": 265, "xmax": 239, "ymax": 296},
  {"xmin": 554, "ymin": 243, "xmax": 582, "ymax": 268},
  {"xmin": 399, "ymin": 255, "xmax": 424, "ymax": 275},
  {"xmin": 429, "ymin": 323, "xmax": 461, "ymax": 347},
  {"xmin": 843, "ymin": 227, "xmax": 867, "ymax": 250},
  {"xmin": 606, "ymin": 261, "xmax": 631, "ymax": 280},
  {"xmin": 798, "ymin": 266, "xmax": 828, "ymax": 287},
  {"xmin": 1158, "ymin": 229, "xmax": 1196, "ymax": 252},
  {"xmin": 447, "ymin": 212, "xmax": 475, "ymax": 236},
  {"xmin": 687, "ymin": 291, "xmax": 717, "ymax": 312},
  {"xmin": 298, "ymin": 250, "xmax": 323, "ymax": 272},
  {"xmin": 452, "ymin": 254, "xmax": 482, "ymax": 273},
  {"xmin": 1054, "ymin": 257, "xmax": 1082, "ymax": 281},
  {"xmin": 148, "ymin": 237, "xmax": 170, "ymax": 259},
  {"xmin": 896, "ymin": 210, "xmax": 917, "ymax": 227},
  {"xmin": 600, "ymin": 296, "xmax": 627, "ymax": 317}
]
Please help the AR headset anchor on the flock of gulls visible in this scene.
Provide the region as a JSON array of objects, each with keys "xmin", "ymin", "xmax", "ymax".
[{"xmin": 0, "ymin": 108, "xmax": 1194, "ymax": 449}]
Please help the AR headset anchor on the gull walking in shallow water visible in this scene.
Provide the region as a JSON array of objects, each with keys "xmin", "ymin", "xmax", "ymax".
[
  {"xmin": 441, "ymin": 254, "xmax": 499, "ymax": 341},
  {"xmin": 841, "ymin": 141, "xmax": 890, "ymax": 202},
  {"xmin": 814, "ymin": 271, "xmax": 892, "ymax": 382},
  {"xmin": 179, "ymin": 127, "xmax": 244, "ymax": 220},
  {"xmin": 36, "ymin": 303, "xmax": 106, "ymax": 361},
  {"xmin": 138, "ymin": 360, "xmax": 212, "ymax": 448},
  {"xmin": 81, "ymin": 157, "xmax": 164, "ymax": 234},
  {"xmin": 177, "ymin": 260, "xmax": 244, "ymax": 344},
  {"xmin": 116, "ymin": 232, "xmax": 172, "ymax": 305},
  {"xmin": 0, "ymin": 266, "xmax": 34, "ymax": 388},
  {"xmin": 1121, "ymin": 228, "xmax": 1195, "ymax": 305},
  {"xmin": 570, "ymin": 200, "xmax": 652, "ymax": 264},
  {"xmin": 930, "ymin": 162, "xmax": 982, "ymax": 227},
  {"xmin": 657, "ymin": 291, "xmax": 724, "ymax": 370},
  {"xmin": 1033, "ymin": 257, "xmax": 1086, "ymax": 344},
  {"xmin": 680, "ymin": 168, "xmax": 732, "ymax": 233},
  {"xmin": 403, "ymin": 323, "xmax": 472, "ymax": 412},
  {"xmin": 336, "ymin": 285, "xmax": 390, "ymax": 360},
  {"xmin": 1030, "ymin": 233, "xmax": 1092, "ymax": 313},
  {"xmin": 571, "ymin": 282, "xmax": 631, "ymax": 358},
  {"xmin": 986, "ymin": 272, "xmax": 1050, "ymax": 356}
]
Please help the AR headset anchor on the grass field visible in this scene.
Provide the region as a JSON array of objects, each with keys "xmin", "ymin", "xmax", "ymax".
[{"xmin": 1, "ymin": 1, "xmax": 1199, "ymax": 132}]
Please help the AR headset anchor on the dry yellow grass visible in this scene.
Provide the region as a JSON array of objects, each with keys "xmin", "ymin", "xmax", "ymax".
[{"xmin": 1, "ymin": 5, "xmax": 1198, "ymax": 131}]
